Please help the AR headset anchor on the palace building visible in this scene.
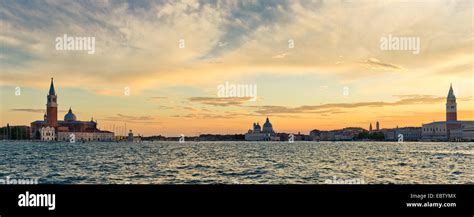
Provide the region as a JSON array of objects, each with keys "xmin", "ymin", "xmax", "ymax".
[
  {"xmin": 421, "ymin": 84, "xmax": 474, "ymax": 141},
  {"xmin": 30, "ymin": 78, "xmax": 114, "ymax": 142}
]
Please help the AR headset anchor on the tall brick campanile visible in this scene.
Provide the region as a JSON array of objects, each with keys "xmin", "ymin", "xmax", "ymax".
[
  {"xmin": 446, "ymin": 83, "xmax": 457, "ymax": 122},
  {"xmin": 46, "ymin": 77, "xmax": 58, "ymax": 127}
]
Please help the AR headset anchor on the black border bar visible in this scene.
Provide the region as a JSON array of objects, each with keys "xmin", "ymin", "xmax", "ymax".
[{"xmin": 0, "ymin": 185, "xmax": 473, "ymax": 217}]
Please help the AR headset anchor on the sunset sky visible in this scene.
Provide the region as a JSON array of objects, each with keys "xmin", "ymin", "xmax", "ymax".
[{"xmin": 1, "ymin": 0, "xmax": 473, "ymax": 136}]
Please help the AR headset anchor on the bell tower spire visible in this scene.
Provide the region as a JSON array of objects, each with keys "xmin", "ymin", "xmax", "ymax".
[
  {"xmin": 49, "ymin": 77, "xmax": 56, "ymax": 95},
  {"xmin": 46, "ymin": 77, "xmax": 58, "ymax": 127},
  {"xmin": 446, "ymin": 83, "xmax": 457, "ymax": 122}
]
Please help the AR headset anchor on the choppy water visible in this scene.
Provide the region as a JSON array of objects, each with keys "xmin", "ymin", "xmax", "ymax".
[{"xmin": 0, "ymin": 141, "xmax": 472, "ymax": 184}]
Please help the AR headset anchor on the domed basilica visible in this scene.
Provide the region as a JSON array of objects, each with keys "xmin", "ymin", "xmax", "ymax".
[{"xmin": 245, "ymin": 117, "xmax": 280, "ymax": 141}]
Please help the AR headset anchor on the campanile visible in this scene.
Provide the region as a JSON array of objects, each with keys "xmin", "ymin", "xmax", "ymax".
[
  {"xmin": 446, "ymin": 84, "xmax": 457, "ymax": 122},
  {"xmin": 46, "ymin": 77, "xmax": 58, "ymax": 127}
]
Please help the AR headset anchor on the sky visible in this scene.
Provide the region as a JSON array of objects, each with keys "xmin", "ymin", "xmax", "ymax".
[{"xmin": 0, "ymin": 0, "xmax": 473, "ymax": 136}]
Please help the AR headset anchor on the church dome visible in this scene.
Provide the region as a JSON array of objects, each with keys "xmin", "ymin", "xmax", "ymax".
[
  {"xmin": 263, "ymin": 117, "xmax": 272, "ymax": 128},
  {"xmin": 256, "ymin": 123, "xmax": 261, "ymax": 129},
  {"xmin": 64, "ymin": 107, "xmax": 77, "ymax": 122},
  {"xmin": 262, "ymin": 117, "xmax": 274, "ymax": 133}
]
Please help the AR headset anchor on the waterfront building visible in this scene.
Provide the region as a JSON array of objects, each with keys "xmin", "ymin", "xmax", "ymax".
[
  {"xmin": 125, "ymin": 130, "xmax": 142, "ymax": 142},
  {"xmin": 379, "ymin": 128, "xmax": 395, "ymax": 140},
  {"xmin": 422, "ymin": 84, "xmax": 474, "ymax": 141},
  {"xmin": 30, "ymin": 78, "xmax": 114, "ymax": 142},
  {"xmin": 456, "ymin": 125, "xmax": 474, "ymax": 140},
  {"xmin": 319, "ymin": 130, "xmax": 335, "ymax": 141},
  {"xmin": 39, "ymin": 126, "xmax": 55, "ymax": 141},
  {"xmin": 297, "ymin": 133, "xmax": 312, "ymax": 141},
  {"xmin": 0, "ymin": 125, "xmax": 30, "ymax": 140},
  {"xmin": 57, "ymin": 131, "xmax": 114, "ymax": 142},
  {"xmin": 381, "ymin": 127, "xmax": 422, "ymax": 141},
  {"xmin": 245, "ymin": 117, "xmax": 280, "ymax": 141},
  {"xmin": 198, "ymin": 134, "xmax": 244, "ymax": 141},
  {"xmin": 311, "ymin": 127, "xmax": 366, "ymax": 141},
  {"xmin": 309, "ymin": 129, "xmax": 321, "ymax": 141},
  {"xmin": 280, "ymin": 132, "xmax": 311, "ymax": 141},
  {"xmin": 336, "ymin": 127, "xmax": 366, "ymax": 140},
  {"xmin": 128, "ymin": 130, "xmax": 134, "ymax": 142}
]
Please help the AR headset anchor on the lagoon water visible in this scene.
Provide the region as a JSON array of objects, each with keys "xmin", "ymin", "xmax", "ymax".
[{"xmin": 0, "ymin": 141, "xmax": 472, "ymax": 184}]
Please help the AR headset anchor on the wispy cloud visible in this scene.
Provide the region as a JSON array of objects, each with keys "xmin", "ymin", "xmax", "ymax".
[
  {"xmin": 11, "ymin": 108, "xmax": 67, "ymax": 113},
  {"xmin": 183, "ymin": 107, "xmax": 197, "ymax": 111},
  {"xmin": 174, "ymin": 113, "xmax": 237, "ymax": 119},
  {"xmin": 10, "ymin": 108, "xmax": 45, "ymax": 113},
  {"xmin": 150, "ymin": 96, "xmax": 168, "ymax": 100},
  {"xmin": 272, "ymin": 52, "xmax": 290, "ymax": 59},
  {"xmin": 251, "ymin": 95, "xmax": 453, "ymax": 114},
  {"xmin": 361, "ymin": 58, "xmax": 403, "ymax": 70},
  {"xmin": 188, "ymin": 97, "xmax": 253, "ymax": 107},
  {"xmin": 102, "ymin": 113, "xmax": 158, "ymax": 124}
]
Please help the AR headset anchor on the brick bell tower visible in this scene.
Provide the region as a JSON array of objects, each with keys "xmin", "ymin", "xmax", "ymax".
[
  {"xmin": 46, "ymin": 77, "xmax": 58, "ymax": 127},
  {"xmin": 446, "ymin": 83, "xmax": 457, "ymax": 122}
]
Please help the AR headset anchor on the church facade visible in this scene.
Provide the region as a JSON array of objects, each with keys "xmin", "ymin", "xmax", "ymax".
[
  {"xmin": 30, "ymin": 78, "xmax": 114, "ymax": 142},
  {"xmin": 421, "ymin": 84, "xmax": 474, "ymax": 141},
  {"xmin": 245, "ymin": 117, "xmax": 280, "ymax": 141}
]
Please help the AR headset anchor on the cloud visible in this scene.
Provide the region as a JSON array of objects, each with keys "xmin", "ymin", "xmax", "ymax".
[
  {"xmin": 0, "ymin": 0, "xmax": 472, "ymax": 92},
  {"xmin": 393, "ymin": 94, "xmax": 437, "ymax": 98},
  {"xmin": 11, "ymin": 108, "xmax": 68, "ymax": 113},
  {"xmin": 183, "ymin": 107, "xmax": 197, "ymax": 111},
  {"xmin": 251, "ymin": 95, "xmax": 451, "ymax": 114},
  {"xmin": 188, "ymin": 96, "xmax": 253, "ymax": 107},
  {"xmin": 116, "ymin": 114, "xmax": 151, "ymax": 120},
  {"xmin": 0, "ymin": 0, "xmax": 231, "ymax": 90},
  {"xmin": 272, "ymin": 52, "xmax": 290, "ymax": 59},
  {"xmin": 175, "ymin": 113, "xmax": 237, "ymax": 119},
  {"xmin": 435, "ymin": 62, "xmax": 473, "ymax": 75},
  {"xmin": 218, "ymin": 41, "xmax": 228, "ymax": 47},
  {"xmin": 157, "ymin": 105, "xmax": 173, "ymax": 110},
  {"xmin": 148, "ymin": 96, "xmax": 168, "ymax": 101},
  {"xmin": 362, "ymin": 58, "xmax": 403, "ymax": 70},
  {"xmin": 102, "ymin": 113, "xmax": 158, "ymax": 124},
  {"xmin": 10, "ymin": 108, "xmax": 45, "ymax": 113}
]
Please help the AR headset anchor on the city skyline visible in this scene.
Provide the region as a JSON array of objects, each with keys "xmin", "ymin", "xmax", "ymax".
[
  {"xmin": 1, "ymin": 0, "xmax": 473, "ymax": 136},
  {"xmin": 2, "ymin": 77, "xmax": 473, "ymax": 137}
]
